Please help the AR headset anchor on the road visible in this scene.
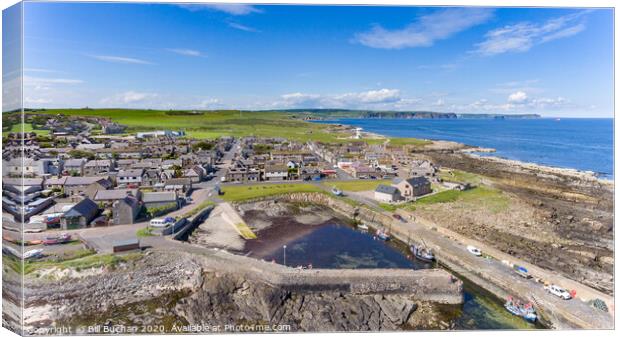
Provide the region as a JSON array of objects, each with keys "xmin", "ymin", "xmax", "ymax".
[{"xmin": 336, "ymin": 191, "xmax": 614, "ymax": 329}]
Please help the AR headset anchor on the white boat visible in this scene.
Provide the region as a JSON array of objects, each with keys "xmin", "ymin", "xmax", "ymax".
[
  {"xmin": 23, "ymin": 249, "xmax": 44, "ymax": 260},
  {"xmin": 331, "ymin": 187, "xmax": 343, "ymax": 196},
  {"xmin": 467, "ymin": 245, "xmax": 482, "ymax": 256},
  {"xmin": 357, "ymin": 223, "xmax": 369, "ymax": 231}
]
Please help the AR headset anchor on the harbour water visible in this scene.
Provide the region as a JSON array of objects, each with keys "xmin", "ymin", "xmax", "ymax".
[
  {"xmin": 315, "ymin": 118, "xmax": 613, "ymax": 178},
  {"xmin": 249, "ymin": 221, "xmax": 539, "ymax": 330}
]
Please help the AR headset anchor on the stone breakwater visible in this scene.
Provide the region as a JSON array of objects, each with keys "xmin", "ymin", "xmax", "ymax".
[{"xmin": 17, "ymin": 239, "xmax": 463, "ymax": 334}]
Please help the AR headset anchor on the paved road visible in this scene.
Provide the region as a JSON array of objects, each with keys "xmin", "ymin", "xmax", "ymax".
[{"xmin": 342, "ymin": 192, "xmax": 614, "ymax": 329}]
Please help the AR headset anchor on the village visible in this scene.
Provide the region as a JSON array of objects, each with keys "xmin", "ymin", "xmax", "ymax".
[
  {"xmin": 2, "ymin": 113, "xmax": 613, "ymax": 331},
  {"xmin": 2, "ymin": 113, "xmax": 467, "ymax": 240}
]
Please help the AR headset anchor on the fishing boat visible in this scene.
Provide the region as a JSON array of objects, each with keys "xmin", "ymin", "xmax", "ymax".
[
  {"xmin": 376, "ymin": 228, "xmax": 390, "ymax": 241},
  {"xmin": 504, "ymin": 296, "xmax": 537, "ymax": 323},
  {"xmin": 410, "ymin": 245, "xmax": 435, "ymax": 262},
  {"xmin": 357, "ymin": 223, "xmax": 369, "ymax": 231}
]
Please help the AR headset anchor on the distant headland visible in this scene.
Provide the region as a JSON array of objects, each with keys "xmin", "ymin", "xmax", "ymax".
[{"xmin": 268, "ymin": 109, "xmax": 541, "ymax": 120}]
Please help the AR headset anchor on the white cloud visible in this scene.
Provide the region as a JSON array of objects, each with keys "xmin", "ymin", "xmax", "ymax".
[
  {"xmin": 353, "ymin": 8, "xmax": 493, "ymax": 49},
  {"xmin": 179, "ymin": 4, "xmax": 262, "ymax": 16},
  {"xmin": 90, "ymin": 54, "xmax": 153, "ymax": 64},
  {"xmin": 278, "ymin": 89, "xmax": 402, "ymax": 108},
  {"xmin": 101, "ymin": 91, "xmax": 158, "ymax": 105},
  {"xmin": 23, "ymin": 76, "xmax": 83, "ymax": 86},
  {"xmin": 227, "ymin": 21, "xmax": 260, "ymax": 33},
  {"xmin": 507, "ymin": 91, "xmax": 528, "ymax": 104},
  {"xmin": 167, "ymin": 48, "xmax": 204, "ymax": 57},
  {"xmin": 473, "ymin": 11, "xmax": 589, "ymax": 56}
]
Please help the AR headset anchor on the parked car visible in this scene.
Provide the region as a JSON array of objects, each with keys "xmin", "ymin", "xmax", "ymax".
[
  {"xmin": 392, "ymin": 214, "xmax": 404, "ymax": 222},
  {"xmin": 545, "ymin": 285, "xmax": 572, "ymax": 300},
  {"xmin": 43, "ymin": 233, "xmax": 72, "ymax": 245},
  {"xmin": 467, "ymin": 245, "xmax": 482, "ymax": 256}
]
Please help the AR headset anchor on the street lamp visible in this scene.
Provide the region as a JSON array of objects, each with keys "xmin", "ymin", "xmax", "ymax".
[{"xmin": 283, "ymin": 245, "xmax": 287, "ymax": 266}]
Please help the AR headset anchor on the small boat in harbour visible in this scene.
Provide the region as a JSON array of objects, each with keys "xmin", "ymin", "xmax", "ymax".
[
  {"xmin": 375, "ymin": 228, "xmax": 390, "ymax": 241},
  {"xmin": 504, "ymin": 296, "xmax": 537, "ymax": 322},
  {"xmin": 410, "ymin": 244, "xmax": 435, "ymax": 262},
  {"xmin": 357, "ymin": 223, "xmax": 369, "ymax": 231}
]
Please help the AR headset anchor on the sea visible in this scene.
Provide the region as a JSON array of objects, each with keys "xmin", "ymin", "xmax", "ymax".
[{"xmin": 315, "ymin": 118, "xmax": 614, "ymax": 178}]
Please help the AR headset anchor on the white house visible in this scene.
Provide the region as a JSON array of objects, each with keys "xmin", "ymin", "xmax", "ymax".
[
  {"xmin": 117, "ymin": 169, "xmax": 144, "ymax": 186},
  {"xmin": 374, "ymin": 184, "xmax": 401, "ymax": 203}
]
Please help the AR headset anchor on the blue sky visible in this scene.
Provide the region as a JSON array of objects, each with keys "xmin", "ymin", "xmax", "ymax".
[{"xmin": 3, "ymin": 3, "xmax": 614, "ymax": 117}]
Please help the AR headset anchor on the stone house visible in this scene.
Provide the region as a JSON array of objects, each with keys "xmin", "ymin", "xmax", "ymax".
[
  {"xmin": 61, "ymin": 198, "xmax": 100, "ymax": 230},
  {"xmin": 393, "ymin": 176, "xmax": 432, "ymax": 200}
]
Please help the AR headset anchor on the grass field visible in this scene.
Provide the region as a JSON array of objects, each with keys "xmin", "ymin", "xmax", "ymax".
[
  {"xmin": 325, "ymin": 179, "xmax": 392, "ymax": 192},
  {"xmin": 438, "ymin": 169, "xmax": 483, "ymax": 185},
  {"xmin": 23, "ymin": 109, "xmax": 429, "ymax": 146},
  {"xmin": 2, "ymin": 122, "xmax": 48, "ymax": 136},
  {"xmin": 220, "ymin": 183, "xmax": 322, "ymax": 202},
  {"xmin": 413, "ymin": 186, "xmax": 509, "ymax": 213},
  {"xmin": 4, "ymin": 249, "xmax": 143, "ymax": 275}
]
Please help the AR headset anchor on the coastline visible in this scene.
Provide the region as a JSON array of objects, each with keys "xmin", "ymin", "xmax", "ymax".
[{"xmin": 330, "ymin": 122, "xmax": 611, "ymax": 184}]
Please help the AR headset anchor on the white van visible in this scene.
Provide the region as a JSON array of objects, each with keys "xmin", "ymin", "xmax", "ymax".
[{"xmin": 150, "ymin": 218, "xmax": 170, "ymax": 228}]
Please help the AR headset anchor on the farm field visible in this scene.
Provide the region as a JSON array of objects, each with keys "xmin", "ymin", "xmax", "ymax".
[{"xmin": 21, "ymin": 109, "xmax": 427, "ymax": 145}]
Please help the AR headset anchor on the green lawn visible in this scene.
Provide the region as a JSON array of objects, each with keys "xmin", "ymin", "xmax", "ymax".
[
  {"xmin": 388, "ymin": 137, "xmax": 432, "ymax": 147},
  {"xmin": 220, "ymin": 183, "xmax": 322, "ymax": 202},
  {"xmin": 438, "ymin": 169, "xmax": 483, "ymax": 185},
  {"xmin": 4, "ymin": 249, "xmax": 143, "ymax": 275},
  {"xmin": 2, "ymin": 122, "xmax": 48, "ymax": 136},
  {"xmin": 325, "ymin": 179, "xmax": 392, "ymax": 192},
  {"xmin": 413, "ymin": 186, "xmax": 509, "ymax": 213}
]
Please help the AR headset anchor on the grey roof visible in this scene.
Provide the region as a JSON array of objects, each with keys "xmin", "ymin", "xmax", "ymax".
[
  {"xmin": 405, "ymin": 176, "xmax": 431, "ymax": 187},
  {"xmin": 65, "ymin": 176, "xmax": 109, "ymax": 186},
  {"xmin": 375, "ymin": 184, "xmax": 399, "ymax": 195},
  {"xmin": 64, "ymin": 198, "xmax": 99, "ymax": 218},
  {"xmin": 94, "ymin": 189, "xmax": 138, "ymax": 201},
  {"xmin": 142, "ymin": 191, "xmax": 177, "ymax": 203}
]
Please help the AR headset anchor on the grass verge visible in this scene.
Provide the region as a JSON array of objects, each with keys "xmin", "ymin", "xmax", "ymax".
[{"xmin": 220, "ymin": 183, "xmax": 322, "ymax": 202}]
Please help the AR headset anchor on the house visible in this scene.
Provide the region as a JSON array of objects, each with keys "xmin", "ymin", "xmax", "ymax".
[
  {"xmin": 117, "ymin": 169, "xmax": 144, "ymax": 186},
  {"xmin": 63, "ymin": 158, "xmax": 86, "ymax": 175},
  {"xmin": 409, "ymin": 160, "xmax": 438, "ymax": 178},
  {"xmin": 94, "ymin": 189, "xmax": 141, "ymax": 206},
  {"xmin": 182, "ymin": 166, "xmax": 204, "ymax": 183},
  {"xmin": 83, "ymin": 159, "xmax": 113, "ymax": 176},
  {"xmin": 61, "ymin": 198, "xmax": 100, "ymax": 229},
  {"xmin": 141, "ymin": 169, "xmax": 162, "ymax": 186},
  {"xmin": 374, "ymin": 184, "xmax": 401, "ymax": 203},
  {"xmin": 142, "ymin": 191, "xmax": 179, "ymax": 210},
  {"xmin": 393, "ymin": 176, "xmax": 432, "ymax": 200},
  {"xmin": 112, "ymin": 195, "xmax": 141, "ymax": 225},
  {"xmin": 264, "ymin": 164, "xmax": 288, "ymax": 181},
  {"xmin": 63, "ymin": 176, "xmax": 113, "ymax": 197}
]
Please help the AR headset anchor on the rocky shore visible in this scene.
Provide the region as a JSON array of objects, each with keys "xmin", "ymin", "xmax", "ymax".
[
  {"xmin": 13, "ymin": 244, "xmax": 462, "ymax": 334},
  {"xmin": 424, "ymin": 151, "xmax": 614, "ymax": 295}
]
